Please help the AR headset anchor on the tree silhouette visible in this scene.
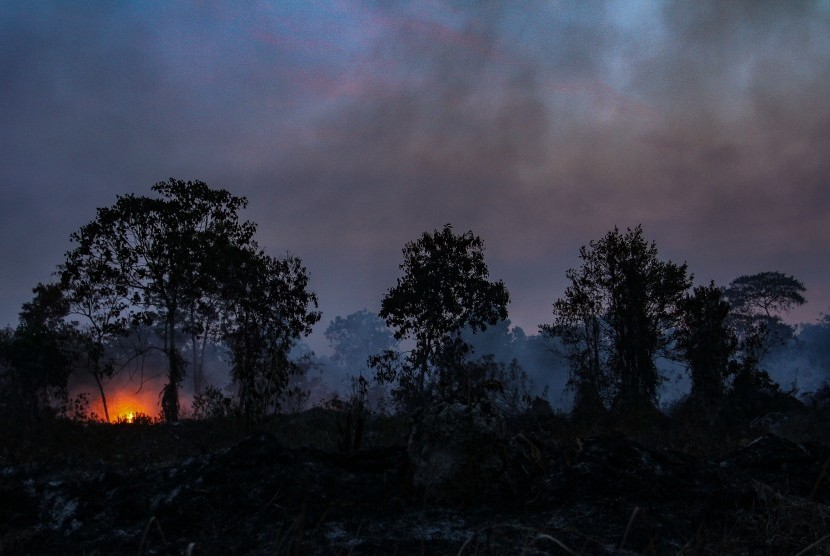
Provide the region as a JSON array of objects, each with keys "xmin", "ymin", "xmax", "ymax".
[
  {"xmin": 725, "ymin": 271, "xmax": 806, "ymax": 362},
  {"xmin": 59, "ymin": 243, "xmax": 133, "ymax": 422},
  {"xmin": 325, "ymin": 310, "xmax": 396, "ymax": 375},
  {"xmin": 223, "ymin": 248, "xmax": 320, "ymax": 426},
  {"xmin": 725, "ymin": 271, "xmax": 806, "ymax": 397},
  {"xmin": 675, "ymin": 282, "xmax": 736, "ymax": 412},
  {"xmin": 372, "ymin": 224, "xmax": 509, "ymax": 411},
  {"xmin": 545, "ymin": 226, "xmax": 691, "ymax": 415},
  {"xmin": 0, "ymin": 284, "xmax": 75, "ymax": 425},
  {"xmin": 542, "ymin": 268, "xmax": 609, "ymax": 418},
  {"xmin": 62, "ymin": 179, "xmax": 258, "ymax": 422}
]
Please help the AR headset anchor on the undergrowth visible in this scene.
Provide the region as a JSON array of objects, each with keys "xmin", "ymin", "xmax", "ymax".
[{"xmin": 4, "ymin": 396, "xmax": 830, "ymax": 555}]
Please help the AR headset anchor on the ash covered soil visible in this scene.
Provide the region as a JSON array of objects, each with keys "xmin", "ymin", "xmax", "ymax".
[{"xmin": 2, "ymin": 407, "xmax": 830, "ymax": 555}]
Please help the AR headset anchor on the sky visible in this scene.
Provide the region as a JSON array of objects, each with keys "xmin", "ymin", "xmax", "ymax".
[{"xmin": 2, "ymin": 0, "xmax": 830, "ymax": 354}]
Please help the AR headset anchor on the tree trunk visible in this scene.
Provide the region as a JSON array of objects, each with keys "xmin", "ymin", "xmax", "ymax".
[
  {"xmin": 93, "ymin": 372, "xmax": 110, "ymax": 423},
  {"xmin": 161, "ymin": 309, "xmax": 181, "ymax": 422}
]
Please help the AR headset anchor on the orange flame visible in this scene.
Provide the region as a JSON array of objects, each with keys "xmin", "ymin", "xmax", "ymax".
[
  {"xmin": 82, "ymin": 379, "xmax": 161, "ymax": 423},
  {"xmin": 71, "ymin": 371, "xmax": 196, "ymax": 423},
  {"xmin": 108, "ymin": 393, "xmax": 155, "ymax": 423}
]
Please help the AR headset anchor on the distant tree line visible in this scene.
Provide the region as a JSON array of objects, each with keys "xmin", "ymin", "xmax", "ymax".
[{"xmin": 0, "ymin": 179, "xmax": 818, "ymax": 430}]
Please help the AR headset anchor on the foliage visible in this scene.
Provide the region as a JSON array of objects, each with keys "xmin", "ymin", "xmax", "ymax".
[
  {"xmin": 461, "ymin": 319, "xmax": 527, "ymax": 364},
  {"xmin": 66, "ymin": 392, "xmax": 98, "ymax": 422},
  {"xmin": 675, "ymin": 282, "xmax": 737, "ymax": 411},
  {"xmin": 325, "ymin": 374, "xmax": 370, "ymax": 452},
  {"xmin": 61, "ymin": 179, "xmax": 261, "ymax": 422},
  {"xmin": 57, "ymin": 254, "xmax": 136, "ymax": 422},
  {"xmin": 191, "ymin": 385, "xmax": 235, "ymax": 420},
  {"xmin": 325, "ymin": 309, "xmax": 397, "ymax": 374},
  {"xmin": 324, "ymin": 310, "xmax": 396, "ymax": 411},
  {"xmin": 371, "ymin": 224, "xmax": 509, "ymax": 411},
  {"xmin": 441, "ymin": 355, "xmax": 541, "ymax": 415},
  {"xmin": 723, "ymin": 271, "xmax": 807, "ymax": 407},
  {"xmin": 543, "ymin": 225, "xmax": 691, "ymax": 416},
  {"xmin": 0, "ymin": 285, "xmax": 77, "ymax": 426},
  {"xmin": 113, "ymin": 411, "xmax": 156, "ymax": 425},
  {"xmin": 725, "ymin": 271, "xmax": 806, "ymax": 366},
  {"xmin": 28, "ymin": 178, "xmax": 320, "ymax": 427},
  {"xmin": 802, "ymin": 381, "xmax": 830, "ymax": 408},
  {"xmin": 725, "ymin": 271, "xmax": 807, "ymax": 318},
  {"xmin": 784, "ymin": 314, "xmax": 830, "ymax": 384},
  {"xmin": 223, "ymin": 250, "xmax": 320, "ymax": 425},
  {"xmin": 542, "ymin": 266, "xmax": 610, "ymax": 418}
]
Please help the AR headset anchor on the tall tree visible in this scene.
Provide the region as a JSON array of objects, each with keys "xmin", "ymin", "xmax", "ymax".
[
  {"xmin": 0, "ymin": 285, "xmax": 75, "ymax": 424},
  {"xmin": 675, "ymin": 282, "xmax": 736, "ymax": 410},
  {"xmin": 725, "ymin": 271, "xmax": 806, "ymax": 363},
  {"xmin": 371, "ymin": 224, "xmax": 509, "ymax": 410},
  {"xmin": 59, "ymin": 244, "xmax": 133, "ymax": 422},
  {"xmin": 62, "ymin": 179, "xmax": 256, "ymax": 422},
  {"xmin": 541, "ymin": 268, "xmax": 609, "ymax": 417},
  {"xmin": 545, "ymin": 226, "xmax": 691, "ymax": 414},
  {"xmin": 223, "ymin": 248, "xmax": 320, "ymax": 425},
  {"xmin": 724, "ymin": 271, "xmax": 806, "ymax": 394}
]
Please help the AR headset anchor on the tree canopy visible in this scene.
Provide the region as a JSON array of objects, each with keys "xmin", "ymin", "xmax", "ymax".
[
  {"xmin": 3, "ymin": 185, "xmax": 820, "ymax": 428},
  {"xmin": 725, "ymin": 272, "xmax": 807, "ymax": 319},
  {"xmin": 725, "ymin": 271, "xmax": 807, "ymax": 366},
  {"xmin": 675, "ymin": 282, "xmax": 736, "ymax": 411},
  {"xmin": 372, "ymin": 224, "xmax": 509, "ymax": 410},
  {"xmin": 58, "ymin": 179, "xmax": 318, "ymax": 422},
  {"xmin": 223, "ymin": 249, "xmax": 320, "ymax": 425},
  {"xmin": 544, "ymin": 225, "xmax": 692, "ymax": 415},
  {"xmin": 325, "ymin": 310, "xmax": 396, "ymax": 375},
  {"xmin": 0, "ymin": 284, "xmax": 76, "ymax": 425}
]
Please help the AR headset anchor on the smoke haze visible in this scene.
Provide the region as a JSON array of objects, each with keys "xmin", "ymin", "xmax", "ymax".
[{"xmin": 2, "ymin": 1, "xmax": 829, "ymax": 355}]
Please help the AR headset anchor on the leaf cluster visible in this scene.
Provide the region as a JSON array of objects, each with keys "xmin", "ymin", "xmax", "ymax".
[
  {"xmin": 373, "ymin": 224, "xmax": 509, "ymax": 411},
  {"xmin": 675, "ymin": 282, "xmax": 737, "ymax": 406},
  {"xmin": 545, "ymin": 225, "xmax": 692, "ymax": 415}
]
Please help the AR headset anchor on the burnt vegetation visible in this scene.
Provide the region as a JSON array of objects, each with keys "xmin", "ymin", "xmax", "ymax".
[{"xmin": 2, "ymin": 181, "xmax": 830, "ymax": 555}]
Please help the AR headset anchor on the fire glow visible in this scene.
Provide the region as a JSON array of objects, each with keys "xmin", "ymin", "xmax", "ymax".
[
  {"xmin": 69, "ymin": 367, "xmax": 199, "ymax": 424},
  {"xmin": 105, "ymin": 388, "xmax": 158, "ymax": 423},
  {"xmin": 74, "ymin": 375, "xmax": 164, "ymax": 424}
]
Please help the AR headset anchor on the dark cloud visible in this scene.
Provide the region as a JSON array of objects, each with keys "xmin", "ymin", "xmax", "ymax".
[{"xmin": 1, "ymin": 0, "xmax": 829, "ymax": 346}]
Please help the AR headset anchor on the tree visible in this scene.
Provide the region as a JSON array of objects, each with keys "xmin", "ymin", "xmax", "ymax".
[
  {"xmin": 724, "ymin": 271, "xmax": 806, "ymax": 397},
  {"xmin": 541, "ymin": 268, "xmax": 609, "ymax": 417},
  {"xmin": 371, "ymin": 224, "xmax": 509, "ymax": 410},
  {"xmin": 325, "ymin": 310, "xmax": 397, "ymax": 411},
  {"xmin": 725, "ymin": 271, "xmax": 806, "ymax": 363},
  {"xmin": 675, "ymin": 282, "xmax": 736, "ymax": 410},
  {"xmin": 59, "ymin": 244, "xmax": 133, "ymax": 423},
  {"xmin": 61, "ymin": 179, "xmax": 256, "ymax": 422},
  {"xmin": 544, "ymin": 226, "xmax": 692, "ymax": 415},
  {"xmin": 792, "ymin": 313, "xmax": 830, "ymax": 375},
  {"xmin": 461, "ymin": 319, "xmax": 527, "ymax": 364},
  {"xmin": 325, "ymin": 310, "xmax": 397, "ymax": 375},
  {"xmin": 223, "ymin": 248, "xmax": 320, "ymax": 426},
  {"xmin": 0, "ymin": 285, "xmax": 75, "ymax": 425},
  {"xmin": 726, "ymin": 271, "xmax": 807, "ymax": 319}
]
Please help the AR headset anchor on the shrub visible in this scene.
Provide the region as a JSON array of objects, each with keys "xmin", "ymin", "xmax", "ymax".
[{"xmin": 191, "ymin": 385, "xmax": 234, "ymax": 420}]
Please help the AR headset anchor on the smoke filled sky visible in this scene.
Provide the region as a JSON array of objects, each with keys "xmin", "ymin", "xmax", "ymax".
[{"xmin": 2, "ymin": 1, "xmax": 830, "ymax": 351}]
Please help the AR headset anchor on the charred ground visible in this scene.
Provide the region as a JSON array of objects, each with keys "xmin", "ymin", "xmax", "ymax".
[{"xmin": 2, "ymin": 393, "xmax": 830, "ymax": 556}]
